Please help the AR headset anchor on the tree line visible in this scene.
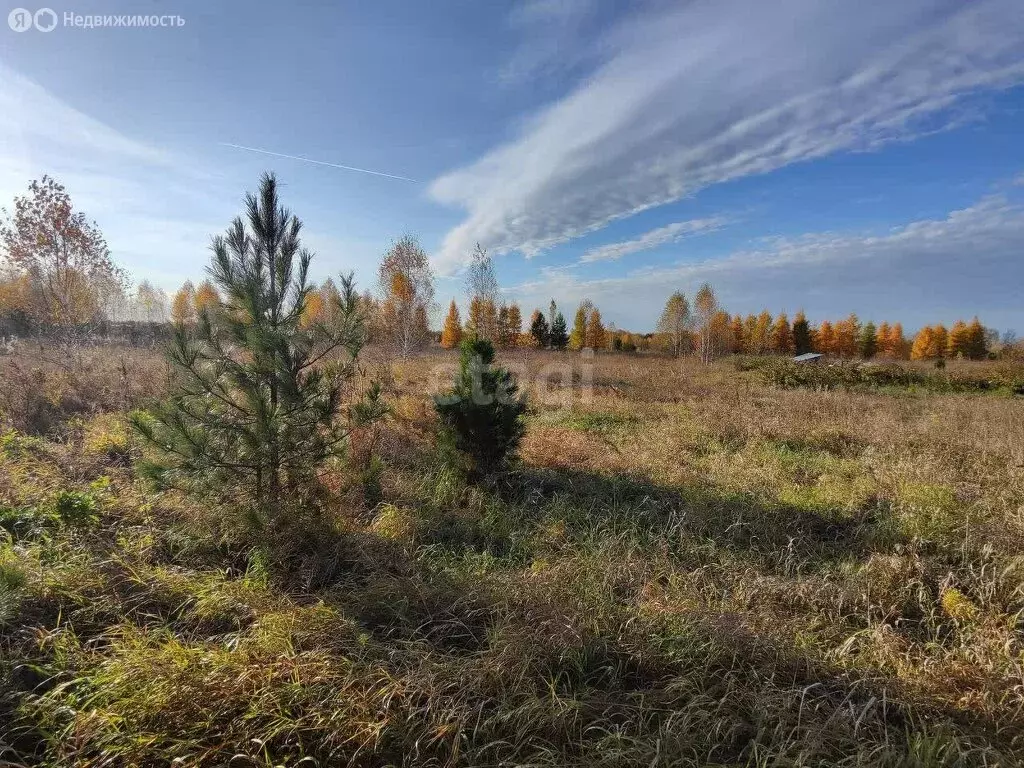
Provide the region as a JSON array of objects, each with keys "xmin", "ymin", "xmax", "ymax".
[{"xmin": 1, "ymin": 175, "xmax": 1015, "ymax": 363}]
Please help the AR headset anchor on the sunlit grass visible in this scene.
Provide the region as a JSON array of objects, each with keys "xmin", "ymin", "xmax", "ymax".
[{"xmin": 1, "ymin": 348, "xmax": 1022, "ymax": 765}]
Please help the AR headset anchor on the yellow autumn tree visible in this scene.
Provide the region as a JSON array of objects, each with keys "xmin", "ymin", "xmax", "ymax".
[
  {"xmin": 506, "ymin": 303, "xmax": 522, "ymax": 344},
  {"xmin": 464, "ymin": 296, "xmax": 479, "ymax": 339},
  {"xmin": 568, "ymin": 301, "xmax": 591, "ymax": 350},
  {"xmin": 300, "ymin": 288, "xmax": 325, "ymax": 328},
  {"xmin": 751, "ymin": 311, "xmax": 772, "ymax": 355},
  {"xmin": 170, "ymin": 281, "xmax": 196, "ymax": 325},
  {"xmin": 875, "ymin": 322, "xmax": 891, "ymax": 357},
  {"xmin": 585, "ymin": 308, "xmax": 607, "ymax": 350},
  {"xmin": 692, "ymin": 284, "xmax": 720, "ymax": 364},
  {"xmin": 911, "ymin": 326, "xmax": 937, "ymax": 360},
  {"xmin": 888, "ymin": 323, "xmax": 908, "ymax": 359},
  {"xmin": 193, "ymin": 279, "xmax": 220, "ymax": 315},
  {"xmin": 378, "ymin": 235, "xmax": 434, "ymax": 357},
  {"xmin": 709, "ymin": 310, "xmax": 732, "ymax": 361},
  {"xmin": 932, "ymin": 324, "xmax": 948, "ymax": 358},
  {"xmin": 730, "ymin": 314, "xmax": 744, "ymax": 354},
  {"xmin": 770, "ymin": 312, "xmax": 792, "ymax": 355},
  {"xmin": 0, "ymin": 273, "xmax": 31, "ymax": 316},
  {"xmin": 742, "ymin": 314, "xmax": 757, "ymax": 353},
  {"xmin": 480, "ymin": 299, "xmax": 498, "ymax": 344},
  {"xmin": 380, "ymin": 270, "xmax": 431, "ymax": 356},
  {"xmin": 815, "ymin": 320, "xmax": 836, "ymax": 355},
  {"xmin": 835, "ymin": 314, "xmax": 860, "ymax": 358},
  {"xmin": 966, "ymin": 317, "xmax": 988, "ymax": 360},
  {"xmin": 496, "ymin": 304, "xmax": 511, "ymax": 347},
  {"xmin": 441, "ymin": 300, "xmax": 462, "ymax": 349},
  {"xmin": 947, "ymin": 320, "xmax": 970, "ymax": 358}
]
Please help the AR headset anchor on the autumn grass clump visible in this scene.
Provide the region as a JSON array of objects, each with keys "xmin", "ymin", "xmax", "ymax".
[{"xmin": 1, "ymin": 348, "xmax": 1023, "ymax": 766}]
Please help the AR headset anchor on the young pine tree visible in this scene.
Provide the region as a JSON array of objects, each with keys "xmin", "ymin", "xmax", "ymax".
[
  {"xmin": 434, "ymin": 338, "xmax": 526, "ymax": 477},
  {"xmin": 132, "ymin": 173, "xmax": 384, "ymax": 514}
]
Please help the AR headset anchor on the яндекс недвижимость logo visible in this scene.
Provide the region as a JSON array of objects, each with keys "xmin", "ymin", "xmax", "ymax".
[
  {"xmin": 8, "ymin": 8, "xmax": 56, "ymax": 32},
  {"xmin": 8, "ymin": 8, "xmax": 184, "ymax": 31}
]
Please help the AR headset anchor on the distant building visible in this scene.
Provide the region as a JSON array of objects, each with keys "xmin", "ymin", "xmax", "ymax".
[{"xmin": 792, "ymin": 352, "xmax": 824, "ymax": 364}]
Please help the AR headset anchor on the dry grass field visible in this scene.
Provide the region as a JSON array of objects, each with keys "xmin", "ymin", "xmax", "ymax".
[{"xmin": 2, "ymin": 345, "xmax": 1024, "ymax": 766}]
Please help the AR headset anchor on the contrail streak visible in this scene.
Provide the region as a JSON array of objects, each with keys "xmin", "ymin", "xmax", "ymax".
[{"xmin": 219, "ymin": 142, "xmax": 418, "ymax": 182}]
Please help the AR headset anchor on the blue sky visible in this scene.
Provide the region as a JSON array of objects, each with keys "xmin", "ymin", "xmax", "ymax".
[{"xmin": 2, "ymin": 0, "xmax": 1024, "ymax": 332}]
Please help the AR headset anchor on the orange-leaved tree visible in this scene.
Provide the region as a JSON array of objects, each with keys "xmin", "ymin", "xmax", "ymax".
[
  {"xmin": 171, "ymin": 281, "xmax": 197, "ymax": 325},
  {"xmin": 770, "ymin": 312, "xmax": 792, "ymax": 355},
  {"xmin": 0, "ymin": 175, "xmax": 125, "ymax": 333},
  {"xmin": 586, "ymin": 307, "xmax": 607, "ymax": 350},
  {"xmin": 441, "ymin": 300, "xmax": 462, "ymax": 349}
]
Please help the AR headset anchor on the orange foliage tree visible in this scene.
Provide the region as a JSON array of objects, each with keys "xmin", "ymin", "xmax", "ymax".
[
  {"xmin": 441, "ymin": 300, "xmax": 462, "ymax": 349},
  {"xmin": 770, "ymin": 313, "xmax": 792, "ymax": 355},
  {"xmin": 171, "ymin": 281, "xmax": 197, "ymax": 325},
  {"xmin": 586, "ymin": 308, "xmax": 607, "ymax": 350},
  {"xmin": 0, "ymin": 175, "xmax": 125, "ymax": 330}
]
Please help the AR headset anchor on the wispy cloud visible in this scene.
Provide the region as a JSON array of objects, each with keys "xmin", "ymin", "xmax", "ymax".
[
  {"xmin": 579, "ymin": 217, "xmax": 727, "ymax": 263},
  {"xmin": 498, "ymin": 0, "xmax": 604, "ymax": 86},
  {"xmin": 430, "ymin": 0, "xmax": 1024, "ymax": 270},
  {"xmin": 0, "ymin": 63, "xmax": 229, "ymax": 289},
  {"xmin": 508, "ymin": 195, "xmax": 1024, "ymax": 331}
]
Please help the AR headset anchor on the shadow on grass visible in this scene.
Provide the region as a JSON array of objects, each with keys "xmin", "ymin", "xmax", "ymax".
[{"xmin": 485, "ymin": 462, "xmax": 906, "ymax": 572}]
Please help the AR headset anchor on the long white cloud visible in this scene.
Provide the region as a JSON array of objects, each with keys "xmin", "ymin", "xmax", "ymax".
[
  {"xmin": 430, "ymin": 0, "xmax": 1024, "ymax": 270},
  {"xmin": 579, "ymin": 217, "xmax": 726, "ymax": 263},
  {"xmin": 508, "ymin": 195, "xmax": 1024, "ymax": 331}
]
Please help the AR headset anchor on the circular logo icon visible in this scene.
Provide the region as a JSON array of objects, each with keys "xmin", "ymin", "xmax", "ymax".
[
  {"xmin": 8, "ymin": 7, "xmax": 33, "ymax": 31},
  {"xmin": 34, "ymin": 8, "xmax": 57, "ymax": 32}
]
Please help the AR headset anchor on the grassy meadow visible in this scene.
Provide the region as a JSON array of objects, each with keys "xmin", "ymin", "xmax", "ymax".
[{"xmin": 2, "ymin": 345, "xmax": 1024, "ymax": 766}]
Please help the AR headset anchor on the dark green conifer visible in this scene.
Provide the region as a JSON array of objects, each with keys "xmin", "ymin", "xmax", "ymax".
[{"xmin": 132, "ymin": 173, "xmax": 384, "ymax": 513}]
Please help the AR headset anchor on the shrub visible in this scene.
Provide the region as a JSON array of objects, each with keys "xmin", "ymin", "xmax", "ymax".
[
  {"xmin": 0, "ymin": 549, "xmax": 27, "ymax": 624},
  {"xmin": 759, "ymin": 359, "xmax": 1024, "ymax": 395},
  {"xmin": 434, "ymin": 338, "xmax": 526, "ymax": 477},
  {"xmin": 0, "ymin": 487, "xmax": 101, "ymax": 541}
]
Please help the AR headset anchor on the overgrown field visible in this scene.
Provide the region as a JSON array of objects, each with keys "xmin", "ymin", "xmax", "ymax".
[{"xmin": 2, "ymin": 347, "xmax": 1024, "ymax": 766}]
